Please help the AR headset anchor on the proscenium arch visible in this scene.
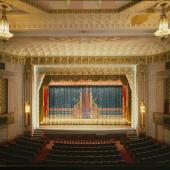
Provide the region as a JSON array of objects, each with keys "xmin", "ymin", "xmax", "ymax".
[{"xmin": 32, "ymin": 64, "xmax": 137, "ymax": 130}]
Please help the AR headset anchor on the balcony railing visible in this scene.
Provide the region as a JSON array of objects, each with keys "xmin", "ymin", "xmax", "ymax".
[
  {"xmin": 0, "ymin": 113, "xmax": 15, "ymax": 127},
  {"xmin": 153, "ymin": 112, "xmax": 170, "ymax": 130}
]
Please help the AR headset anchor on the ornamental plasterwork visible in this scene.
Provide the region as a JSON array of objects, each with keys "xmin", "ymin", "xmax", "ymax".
[
  {"xmin": 8, "ymin": 12, "xmax": 162, "ymax": 30},
  {"xmin": 0, "ymin": 37, "xmax": 170, "ymax": 57},
  {"xmin": 126, "ymin": 73, "xmax": 135, "ymax": 91},
  {"xmin": 20, "ymin": 0, "xmax": 140, "ymax": 14},
  {"xmin": 0, "ymin": 53, "xmax": 170, "ymax": 65},
  {"xmin": 36, "ymin": 65, "xmax": 135, "ymax": 92},
  {"xmin": 37, "ymin": 74, "xmax": 45, "ymax": 91},
  {"xmin": 153, "ymin": 112, "xmax": 170, "ymax": 130},
  {"xmin": 3, "ymin": 0, "xmax": 170, "ymax": 30},
  {"xmin": 38, "ymin": 66, "xmax": 134, "ymax": 76}
]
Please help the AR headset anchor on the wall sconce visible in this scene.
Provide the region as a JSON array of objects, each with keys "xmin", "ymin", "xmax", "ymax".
[
  {"xmin": 25, "ymin": 102, "xmax": 31, "ymax": 127},
  {"xmin": 25, "ymin": 102, "xmax": 31, "ymax": 113},
  {"xmin": 140, "ymin": 101, "xmax": 146, "ymax": 128},
  {"xmin": 140, "ymin": 101, "xmax": 146, "ymax": 113}
]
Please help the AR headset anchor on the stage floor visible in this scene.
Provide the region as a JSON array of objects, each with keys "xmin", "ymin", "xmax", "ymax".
[{"xmin": 39, "ymin": 125, "xmax": 133, "ymax": 135}]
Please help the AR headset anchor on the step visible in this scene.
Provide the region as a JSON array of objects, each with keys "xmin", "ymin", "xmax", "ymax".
[
  {"xmin": 128, "ymin": 134, "xmax": 138, "ymax": 136},
  {"xmin": 127, "ymin": 132, "xmax": 137, "ymax": 134},
  {"xmin": 34, "ymin": 129, "xmax": 44, "ymax": 133},
  {"xmin": 33, "ymin": 134, "xmax": 43, "ymax": 136},
  {"xmin": 127, "ymin": 130, "xmax": 137, "ymax": 134},
  {"xmin": 128, "ymin": 137, "xmax": 138, "ymax": 139}
]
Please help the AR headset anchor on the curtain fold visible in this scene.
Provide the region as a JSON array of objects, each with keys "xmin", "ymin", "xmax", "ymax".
[
  {"xmin": 43, "ymin": 86, "xmax": 48, "ymax": 118},
  {"xmin": 45, "ymin": 85, "xmax": 124, "ymax": 125}
]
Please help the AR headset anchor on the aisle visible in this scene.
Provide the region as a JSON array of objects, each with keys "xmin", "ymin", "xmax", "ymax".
[{"xmin": 115, "ymin": 140, "xmax": 135, "ymax": 164}]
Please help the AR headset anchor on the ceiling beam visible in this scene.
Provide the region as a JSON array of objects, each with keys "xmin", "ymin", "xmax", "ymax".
[
  {"xmin": 1, "ymin": 0, "xmax": 50, "ymax": 18},
  {"xmin": 118, "ymin": 0, "xmax": 143, "ymax": 13},
  {"xmin": 98, "ymin": 0, "xmax": 102, "ymax": 7},
  {"xmin": 65, "ymin": 0, "xmax": 71, "ymax": 7},
  {"xmin": 119, "ymin": 0, "xmax": 157, "ymax": 14},
  {"xmin": 12, "ymin": 28, "xmax": 156, "ymax": 38}
]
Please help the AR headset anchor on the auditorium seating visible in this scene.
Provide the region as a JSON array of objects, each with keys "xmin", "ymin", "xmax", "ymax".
[
  {"xmin": 52, "ymin": 144, "xmax": 117, "ymax": 151},
  {"xmin": 43, "ymin": 159, "xmax": 125, "ymax": 167},
  {"xmin": 124, "ymin": 136, "xmax": 152, "ymax": 145},
  {"xmin": 1, "ymin": 133, "xmax": 170, "ymax": 166},
  {"xmin": 42, "ymin": 141, "xmax": 125, "ymax": 167},
  {"xmin": 124, "ymin": 135, "xmax": 170, "ymax": 165},
  {"xmin": 0, "ymin": 134, "xmax": 45, "ymax": 165},
  {"xmin": 53, "ymin": 134, "xmax": 115, "ymax": 144}
]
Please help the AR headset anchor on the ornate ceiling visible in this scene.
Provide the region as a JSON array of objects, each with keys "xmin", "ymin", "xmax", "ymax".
[
  {"xmin": 0, "ymin": 0, "xmax": 170, "ymax": 58},
  {"xmin": 0, "ymin": 37, "xmax": 170, "ymax": 57},
  {"xmin": 21, "ymin": 0, "xmax": 131, "ymax": 11}
]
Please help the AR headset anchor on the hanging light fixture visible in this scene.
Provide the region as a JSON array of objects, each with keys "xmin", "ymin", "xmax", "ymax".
[
  {"xmin": 154, "ymin": 3, "xmax": 170, "ymax": 40},
  {"xmin": 0, "ymin": 3, "xmax": 13, "ymax": 40}
]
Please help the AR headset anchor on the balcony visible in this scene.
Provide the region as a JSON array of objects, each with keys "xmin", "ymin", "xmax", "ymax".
[
  {"xmin": 153, "ymin": 112, "xmax": 170, "ymax": 130},
  {"xmin": 0, "ymin": 113, "xmax": 15, "ymax": 127}
]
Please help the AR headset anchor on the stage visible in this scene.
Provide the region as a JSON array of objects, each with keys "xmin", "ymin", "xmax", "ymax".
[{"xmin": 38, "ymin": 125, "xmax": 133, "ymax": 135}]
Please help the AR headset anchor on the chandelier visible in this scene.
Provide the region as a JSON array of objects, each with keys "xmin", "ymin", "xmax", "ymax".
[
  {"xmin": 154, "ymin": 3, "xmax": 170, "ymax": 40},
  {"xmin": 0, "ymin": 3, "xmax": 13, "ymax": 40}
]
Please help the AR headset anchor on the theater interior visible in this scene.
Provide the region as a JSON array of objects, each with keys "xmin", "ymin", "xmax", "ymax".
[{"xmin": 0, "ymin": 0, "xmax": 170, "ymax": 168}]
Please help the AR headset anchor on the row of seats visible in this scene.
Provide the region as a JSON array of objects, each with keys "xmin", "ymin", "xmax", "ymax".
[
  {"xmin": 46, "ymin": 154, "xmax": 122, "ymax": 161},
  {"xmin": 52, "ymin": 144, "xmax": 117, "ymax": 151},
  {"xmin": 1, "ymin": 133, "xmax": 170, "ymax": 166},
  {"xmin": 55, "ymin": 140, "xmax": 115, "ymax": 144},
  {"xmin": 43, "ymin": 142, "xmax": 123, "ymax": 166},
  {"xmin": 0, "ymin": 135, "xmax": 45, "ymax": 165},
  {"xmin": 53, "ymin": 134, "xmax": 114, "ymax": 140},
  {"xmin": 52, "ymin": 134, "xmax": 115, "ymax": 144},
  {"xmin": 43, "ymin": 160, "xmax": 126, "ymax": 166},
  {"xmin": 53, "ymin": 143, "xmax": 115, "ymax": 147},
  {"xmin": 124, "ymin": 135, "xmax": 170, "ymax": 164},
  {"xmin": 49, "ymin": 149, "xmax": 119, "ymax": 156}
]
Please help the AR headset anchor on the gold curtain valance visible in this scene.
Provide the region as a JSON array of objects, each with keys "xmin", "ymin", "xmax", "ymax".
[{"xmin": 43, "ymin": 75, "xmax": 129, "ymax": 86}]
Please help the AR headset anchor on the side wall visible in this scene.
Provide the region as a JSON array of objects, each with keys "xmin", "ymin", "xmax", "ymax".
[
  {"xmin": 147, "ymin": 62, "xmax": 170, "ymax": 144},
  {"xmin": 0, "ymin": 63, "xmax": 24, "ymax": 143}
]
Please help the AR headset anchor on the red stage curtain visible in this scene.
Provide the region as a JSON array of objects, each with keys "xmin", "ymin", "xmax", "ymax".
[
  {"xmin": 122, "ymin": 86, "xmax": 126, "ymax": 114},
  {"xmin": 43, "ymin": 86, "xmax": 48, "ymax": 117}
]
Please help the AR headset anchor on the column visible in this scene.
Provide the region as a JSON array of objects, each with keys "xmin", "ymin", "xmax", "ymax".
[
  {"xmin": 24, "ymin": 64, "xmax": 32, "ymax": 134},
  {"xmin": 137, "ymin": 64, "xmax": 148, "ymax": 135}
]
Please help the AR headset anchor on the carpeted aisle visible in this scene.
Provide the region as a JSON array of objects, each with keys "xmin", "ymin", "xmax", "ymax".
[
  {"xmin": 115, "ymin": 141, "xmax": 135, "ymax": 164},
  {"xmin": 33, "ymin": 140, "xmax": 54, "ymax": 163}
]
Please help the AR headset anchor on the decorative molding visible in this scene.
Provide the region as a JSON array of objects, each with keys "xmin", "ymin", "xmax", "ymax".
[
  {"xmin": 0, "ymin": 50, "xmax": 170, "ymax": 65},
  {"xmin": 1, "ymin": 37, "xmax": 170, "ymax": 57},
  {"xmin": 0, "ymin": 70, "xmax": 15, "ymax": 78},
  {"xmin": 48, "ymin": 8, "xmax": 119, "ymax": 14},
  {"xmin": 153, "ymin": 112, "xmax": 170, "ymax": 130},
  {"xmin": 3, "ymin": 0, "xmax": 170, "ymax": 31},
  {"xmin": 0, "ymin": 112, "xmax": 15, "ymax": 127},
  {"xmin": 20, "ymin": 0, "xmax": 141, "ymax": 14},
  {"xmin": 1, "ymin": 0, "xmax": 49, "ymax": 16},
  {"xmin": 9, "ymin": 12, "xmax": 159, "ymax": 30},
  {"xmin": 13, "ymin": 29, "xmax": 157, "ymax": 37},
  {"xmin": 37, "ymin": 74, "xmax": 45, "ymax": 91},
  {"xmin": 38, "ymin": 67, "xmax": 134, "ymax": 76},
  {"xmin": 157, "ymin": 70, "xmax": 170, "ymax": 79},
  {"xmin": 137, "ymin": 64, "xmax": 148, "ymax": 132}
]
